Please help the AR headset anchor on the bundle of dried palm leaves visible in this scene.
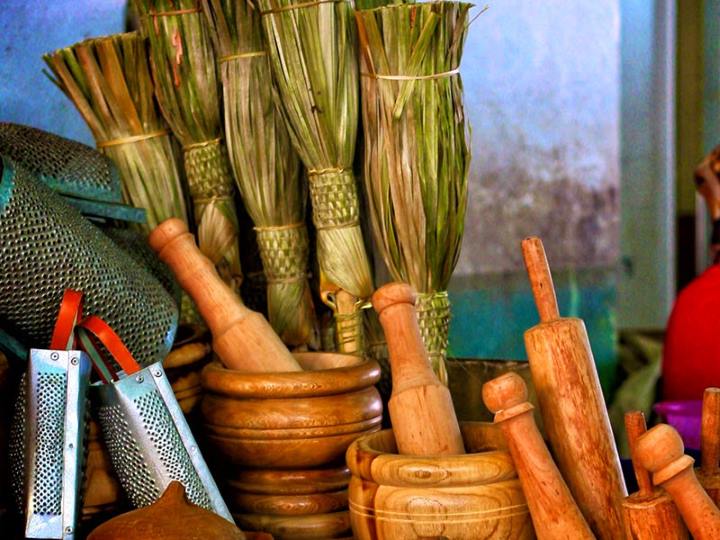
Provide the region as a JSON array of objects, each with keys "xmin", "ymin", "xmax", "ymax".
[
  {"xmin": 203, "ymin": 0, "xmax": 318, "ymax": 348},
  {"xmin": 356, "ymin": 1, "xmax": 472, "ymax": 383},
  {"xmin": 257, "ymin": 0, "xmax": 373, "ymax": 353},
  {"xmin": 43, "ymin": 32, "xmax": 188, "ymax": 231},
  {"xmin": 133, "ymin": 0, "xmax": 242, "ymax": 290}
]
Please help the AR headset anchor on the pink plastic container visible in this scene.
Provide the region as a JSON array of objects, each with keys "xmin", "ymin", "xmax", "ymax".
[{"xmin": 653, "ymin": 400, "xmax": 703, "ymax": 450}]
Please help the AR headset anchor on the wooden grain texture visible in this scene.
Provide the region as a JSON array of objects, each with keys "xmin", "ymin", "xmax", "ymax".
[
  {"xmin": 82, "ymin": 420, "xmax": 122, "ymax": 518},
  {"xmin": 148, "ymin": 218, "xmax": 301, "ymax": 372},
  {"xmin": 483, "ymin": 372, "xmax": 593, "ymax": 539},
  {"xmin": 346, "ymin": 422, "xmax": 534, "ymax": 540},
  {"xmin": 699, "ymin": 388, "xmax": 720, "ymax": 505},
  {"xmin": 201, "ymin": 353, "xmax": 382, "ymax": 468},
  {"xmin": 637, "ymin": 424, "xmax": 720, "ymax": 540},
  {"xmin": 227, "ymin": 466, "xmax": 352, "ymax": 539},
  {"xmin": 622, "ymin": 411, "xmax": 688, "ymax": 540},
  {"xmin": 372, "ymin": 282, "xmax": 465, "ymax": 455},
  {"xmin": 521, "ymin": 237, "xmax": 626, "ymax": 540},
  {"xmin": 88, "ymin": 482, "xmax": 246, "ymax": 540}
]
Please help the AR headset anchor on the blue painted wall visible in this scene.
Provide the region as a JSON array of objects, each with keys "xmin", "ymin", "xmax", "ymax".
[{"xmin": 0, "ymin": 0, "xmax": 127, "ymax": 144}]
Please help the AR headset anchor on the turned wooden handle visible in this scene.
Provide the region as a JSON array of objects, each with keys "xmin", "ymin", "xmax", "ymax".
[
  {"xmin": 149, "ymin": 218, "xmax": 301, "ymax": 372},
  {"xmin": 702, "ymin": 388, "xmax": 720, "ymax": 475},
  {"xmin": 521, "ymin": 237, "xmax": 560, "ymax": 323},
  {"xmin": 637, "ymin": 424, "xmax": 720, "ymax": 540},
  {"xmin": 373, "ymin": 282, "xmax": 465, "ymax": 456},
  {"xmin": 625, "ymin": 411, "xmax": 654, "ymax": 497},
  {"xmin": 372, "ymin": 283, "xmax": 435, "ymax": 393},
  {"xmin": 483, "ymin": 372, "xmax": 594, "ymax": 540}
]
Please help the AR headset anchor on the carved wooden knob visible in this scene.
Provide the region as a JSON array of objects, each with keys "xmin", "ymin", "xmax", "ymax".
[
  {"xmin": 636, "ymin": 424, "xmax": 685, "ymax": 474},
  {"xmin": 372, "ymin": 282, "xmax": 416, "ymax": 315},
  {"xmin": 482, "ymin": 372, "xmax": 528, "ymax": 413},
  {"xmin": 148, "ymin": 217, "xmax": 189, "ymax": 253}
]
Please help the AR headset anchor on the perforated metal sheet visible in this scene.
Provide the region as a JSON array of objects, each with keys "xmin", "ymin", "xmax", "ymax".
[
  {"xmin": 0, "ymin": 122, "xmax": 121, "ymax": 203},
  {"xmin": 9, "ymin": 372, "xmax": 27, "ymax": 512},
  {"xmin": 94, "ymin": 362, "xmax": 231, "ymax": 521},
  {"xmin": 0, "ymin": 157, "xmax": 177, "ymax": 366}
]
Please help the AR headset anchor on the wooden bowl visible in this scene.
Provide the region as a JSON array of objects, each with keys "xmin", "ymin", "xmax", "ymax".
[
  {"xmin": 201, "ymin": 353, "xmax": 383, "ymax": 469},
  {"xmin": 346, "ymin": 422, "xmax": 534, "ymax": 540}
]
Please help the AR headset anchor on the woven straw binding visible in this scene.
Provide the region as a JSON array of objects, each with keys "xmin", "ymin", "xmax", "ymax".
[
  {"xmin": 308, "ymin": 169, "xmax": 359, "ymax": 229},
  {"xmin": 183, "ymin": 142, "xmax": 234, "ymax": 201},
  {"xmin": 255, "ymin": 225, "xmax": 309, "ymax": 284},
  {"xmin": 416, "ymin": 291, "xmax": 451, "ymax": 386}
]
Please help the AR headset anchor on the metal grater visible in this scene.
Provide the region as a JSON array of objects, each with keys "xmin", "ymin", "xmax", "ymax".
[
  {"xmin": 93, "ymin": 361, "xmax": 232, "ymax": 523},
  {"xmin": 9, "ymin": 349, "xmax": 91, "ymax": 539},
  {"xmin": 0, "ymin": 156, "xmax": 177, "ymax": 368}
]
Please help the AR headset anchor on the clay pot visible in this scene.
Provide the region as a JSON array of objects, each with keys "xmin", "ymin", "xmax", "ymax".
[
  {"xmin": 87, "ymin": 481, "xmax": 245, "ymax": 540},
  {"xmin": 201, "ymin": 352, "xmax": 382, "ymax": 539},
  {"xmin": 346, "ymin": 421, "xmax": 534, "ymax": 539}
]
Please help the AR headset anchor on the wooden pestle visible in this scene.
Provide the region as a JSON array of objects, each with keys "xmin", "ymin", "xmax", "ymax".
[
  {"xmin": 372, "ymin": 282, "xmax": 465, "ymax": 455},
  {"xmin": 149, "ymin": 218, "xmax": 301, "ymax": 372},
  {"xmin": 637, "ymin": 423, "xmax": 720, "ymax": 540},
  {"xmin": 699, "ymin": 387, "xmax": 720, "ymax": 504},
  {"xmin": 622, "ymin": 411, "xmax": 688, "ymax": 539},
  {"xmin": 482, "ymin": 372, "xmax": 594, "ymax": 539},
  {"xmin": 521, "ymin": 237, "xmax": 626, "ymax": 540}
]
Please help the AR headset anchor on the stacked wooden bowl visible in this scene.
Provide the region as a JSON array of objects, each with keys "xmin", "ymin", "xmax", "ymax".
[{"xmin": 201, "ymin": 352, "xmax": 383, "ymax": 539}]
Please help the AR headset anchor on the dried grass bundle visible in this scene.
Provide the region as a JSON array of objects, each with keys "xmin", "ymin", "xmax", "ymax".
[
  {"xmin": 43, "ymin": 32, "xmax": 189, "ymax": 230},
  {"xmin": 257, "ymin": 0, "xmax": 373, "ymax": 353},
  {"xmin": 203, "ymin": 0, "xmax": 318, "ymax": 348},
  {"xmin": 357, "ymin": 1, "xmax": 472, "ymax": 383},
  {"xmin": 133, "ymin": 0, "xmax": 243, "ymax": 289}
]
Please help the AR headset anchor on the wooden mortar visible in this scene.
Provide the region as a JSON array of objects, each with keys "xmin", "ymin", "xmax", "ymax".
[
  {"xmin": 202, "ymin": 352, "xmax": 382, "ymax": 539},
  {"xmin": 346, "ymin": 422, "xmax": 534, "ymax": 540}
]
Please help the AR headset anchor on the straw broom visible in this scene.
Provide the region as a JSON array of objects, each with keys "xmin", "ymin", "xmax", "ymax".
[
  {"xmin": 133, "ymin": 0, "xmax": 243, "ymax": 290},
  {"xmin": 257, "ymin": 0, "xmax": 374, "ymax": 354},
  {"xmin": 203, "ymin": 0, "xmax": 318, "ymax": 348},
  {"xmin": 356, "ymin": 2, "xmax": 472, "ymax": 384},
  {"xmin": 43, "ymin": 32, "xmax": 189, "ymax": 231}
]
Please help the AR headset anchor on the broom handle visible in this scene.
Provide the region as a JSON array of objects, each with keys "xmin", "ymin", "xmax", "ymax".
[
  {"xmin": 522, "ymin": 237, "xmax": 560, "ymax": 323},
  {"xmin": 625, "ymin": 411, "xmax": 654, "ymax": 497}
]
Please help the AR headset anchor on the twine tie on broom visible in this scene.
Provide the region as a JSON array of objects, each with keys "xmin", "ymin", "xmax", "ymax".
[
  {"xmin": 360, "ymin": 68, "xmax": 460, "ymax": 81},
  {"xmin": 259, "ymin": 0, "xmax": 345, "ymax": 16},
  {"xmin": 218, "ymin": 51, "xmax": 267, "ymax": 63},
  {"xmin": 96, "ymin": 129, "xmax": 170, "ymax": 148}
]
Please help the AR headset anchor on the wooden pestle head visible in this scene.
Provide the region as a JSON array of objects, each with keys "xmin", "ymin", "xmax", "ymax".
[
  {"xmin": 148, "ymin": 217, "xmax": 189, "ymax": 254},
  {"xmin": 482, "ymin": 372, "xmax": 528, "ymax": 414},
  {"xmin": 372, "ymin": 282, "xmax": 415, "ymax": 316},
  {"xmin": 637, "ymin": 424, "xmax": 686, "ymax": 474}
]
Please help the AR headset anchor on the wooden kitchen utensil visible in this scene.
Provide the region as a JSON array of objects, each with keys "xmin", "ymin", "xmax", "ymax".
[
  {"xmin": 699, "ymin": 387, "xmax": 720, "ymax": 504},
  {"xmin": 622, "ymin": 411, "xmax": 688, "ymax": 539},
  {"xmin": 521, "ymin": 237, "xmax": 626, "ymax": 540},
  {"xmin": 149, "ymin": 218, "xmax": 301, "ymax": 372},
  {"xmin": 372, "ymin": 282, "xmax": 464, "ymax": 455},
  {"xmin": 637, "ymin": 423, "xmax": 720, "ymax": 540},
  {"xmin": 482, "ymin": 372, "xmax": 593, "ymax": 539}
]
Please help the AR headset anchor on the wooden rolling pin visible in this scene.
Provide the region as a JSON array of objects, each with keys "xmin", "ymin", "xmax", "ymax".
[
  {"xmin": 637, "ymin": 423, "xmax": 720, "ymax": 540},
  {"xmin": 521, "ymin": 237, "xmax": 626, "ymax": 540},
  {"xmin": 373, "ymin": 282, "xmax": 465, "ymax": 455},
  {"xmin": 622, "ymin": 411, "xmax": 687, "ymax": 539},
  {"xmin": 482, "ymin": 372, "xmax": 593, "ymax": 539},
  {"xmin": 699, "ymin": 387, "xmax": 720, "ymax": 504},
  {"xmin": 149, "ymin": 218, "xmax": 301, "ymax": 372}
]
